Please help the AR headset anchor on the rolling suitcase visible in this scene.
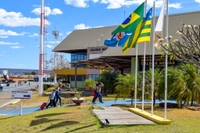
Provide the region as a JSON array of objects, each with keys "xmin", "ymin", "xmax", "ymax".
[{"xmin": 40, "ymin": 99, "xmax": 49, "ymax": 110}]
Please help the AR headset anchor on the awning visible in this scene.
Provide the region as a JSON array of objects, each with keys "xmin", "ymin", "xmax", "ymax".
[{"xmin": 71, "ymin": 57, "xmax": 131, "ymax": 70}]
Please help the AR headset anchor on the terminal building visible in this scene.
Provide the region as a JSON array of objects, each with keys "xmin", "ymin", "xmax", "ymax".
[{"xmin": 53, "ymin": 11, "xmax": 200, "ymax": 88}]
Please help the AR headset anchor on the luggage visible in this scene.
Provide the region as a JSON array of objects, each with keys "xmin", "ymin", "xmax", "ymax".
[
  {"xmin": 40, "ymin": 102, "xmax": 47, "ymax": 110},
  {"xmin": 40, "ymin": 99, "xmax": 49, "ymax": 110}
]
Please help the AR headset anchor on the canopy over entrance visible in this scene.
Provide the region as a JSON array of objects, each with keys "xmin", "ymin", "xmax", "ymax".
[{"xmin": 71, "ymin": 56, "xmax": 132, "ymax": 70}]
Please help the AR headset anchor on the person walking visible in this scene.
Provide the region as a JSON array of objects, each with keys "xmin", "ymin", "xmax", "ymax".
[
  {"xmin": 0, "ymin": 83, "xmax": 3, "ymax": 91},
  {"xmin": 46, "ymin": 89, "xmax": 56, "ymax": 108},
  {"xmin": 55, "ymin": 85, "xmax": 62, "ymax": 106},
  {"xmin": 92, "ymin": 82, "xmax": 104, "ymax": 103}
]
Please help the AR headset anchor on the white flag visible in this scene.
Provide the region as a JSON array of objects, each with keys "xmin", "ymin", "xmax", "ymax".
[{"xmin": 154, "ymin": 0, "xmax": 166, "ymax": 49}]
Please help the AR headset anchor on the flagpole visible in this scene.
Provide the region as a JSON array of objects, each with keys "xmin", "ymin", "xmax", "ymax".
[
  {"xmin": 142, "ymin": 0, "xmax": 147, "ymax": 111},
  {"xmin": 151, "ymin": 1, "xmax": 156, "ymax": 115},
  {"xmin": 164, "ymin": 0, "xmax": 169, "ymax": 120},
  {"xmin": 134, "ymin": 44, "xmax": 138, "ymax": 108}
]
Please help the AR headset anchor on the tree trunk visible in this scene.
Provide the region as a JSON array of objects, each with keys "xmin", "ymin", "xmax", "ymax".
[
  {"xmin": 191, "ymin": 93, "xmax": 194, "ymax": 106},
  {"xmin": 90, "ymin": 88, "xmax": 92, "ymax": 96}
]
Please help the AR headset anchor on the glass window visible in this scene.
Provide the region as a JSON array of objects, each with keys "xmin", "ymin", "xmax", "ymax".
[{"xmin": 70, "ymin": 52, "xmax": 87, "ymax": 63}]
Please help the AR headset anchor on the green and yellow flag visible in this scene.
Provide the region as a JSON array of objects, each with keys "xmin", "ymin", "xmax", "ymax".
[
  {"xmin": 122, "ymin": 8, "xmax": 152, "ymax": 54},
  {"xmin": 111, "ymin": 2, "xmax": 145, "ymax": 35}
]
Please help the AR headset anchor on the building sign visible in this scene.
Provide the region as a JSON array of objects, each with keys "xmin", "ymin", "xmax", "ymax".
[
  {"xmin": 11, "ymin": 91, "xmax": 32, "ymax": 99},
  {"xmin": 139, "ymin": 55, "xmax": 180, "ymax": 71}
]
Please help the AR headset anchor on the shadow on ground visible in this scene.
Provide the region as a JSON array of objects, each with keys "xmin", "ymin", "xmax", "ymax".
[
  {"xmin": 65, "ymin": 124, "xmax": 96, "ymax": 133},
  {"xmin": 35, "ymin": 112, "xmax": 68, "ymax": 118},
  {"xmin": 41, "ymin": 121, "xmax": 79, "ymax": 132},
  {"xmin": 30, "ymin": 118, "xmax": 61, "ymax": 126}
]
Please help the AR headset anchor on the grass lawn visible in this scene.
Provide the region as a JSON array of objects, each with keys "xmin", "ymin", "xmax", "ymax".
[
  {"xmin": 1, "ymin": 94, "xmax": 200, "ymax": 133},
  {"xmin": 0, "ymin": 104, "xmax": 200, "ymax": 133}
]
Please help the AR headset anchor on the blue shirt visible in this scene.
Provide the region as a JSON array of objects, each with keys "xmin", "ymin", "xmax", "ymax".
[{"xmin": 50, "ymin": 91, "xmax": 55, "ymax": 100}]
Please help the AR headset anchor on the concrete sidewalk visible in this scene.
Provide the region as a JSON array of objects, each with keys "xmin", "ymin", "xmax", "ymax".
[{"xmin": 93, "ymin": 107, "xmax": 155, "ymax": 125}]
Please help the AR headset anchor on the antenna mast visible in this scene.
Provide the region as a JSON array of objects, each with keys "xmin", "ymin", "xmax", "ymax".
[
  {"xmin": 52, "ymin": 28, "xmax": 59, "ymax": 87},
  {"xmin": 44, "ymin": 2, "xmax": 49, "ymax": 70},
  {"xmin": 39, "ymin": 0, "xmax": 45, "ymax": 95}
]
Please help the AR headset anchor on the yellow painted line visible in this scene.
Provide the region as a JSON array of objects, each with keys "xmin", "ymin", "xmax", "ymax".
[{"xmin": 128, "ymin": 108, "xmax": 172, "ymax": 125}]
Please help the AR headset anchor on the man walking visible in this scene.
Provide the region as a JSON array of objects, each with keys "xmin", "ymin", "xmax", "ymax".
[{"xmin": 46, "ymin": 89, "xmax": 56, "ymax": 108}]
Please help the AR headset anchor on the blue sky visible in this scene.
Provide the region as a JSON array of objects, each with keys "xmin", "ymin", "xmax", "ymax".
[{"xmin": 0, "ymin": 0, "xmax": 200, "ymax": 69}]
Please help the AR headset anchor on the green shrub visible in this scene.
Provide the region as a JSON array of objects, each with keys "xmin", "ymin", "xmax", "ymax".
[{"xmin": 43, "ymin": 84, "xmax": 54, "ymax": 91}]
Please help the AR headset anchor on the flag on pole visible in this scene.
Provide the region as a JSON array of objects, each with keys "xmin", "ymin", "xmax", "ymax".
[
  {"xmin": 154, "ymin": 0, "xmax": 166, "ymax": 49},
  {"xmin": 104, "ymin": 32, "xmax": 131, "ymax": 47},
  {"xmin": 137, "ymin": 8, "xmax": 152, "ymax": 43},
  {"xmin": 122, "ymin": 8, "xmax": 152, "ymax": 54},
  {"xmin": 111, "ymin": 2, "xmax": 145, "ymax": 35}
]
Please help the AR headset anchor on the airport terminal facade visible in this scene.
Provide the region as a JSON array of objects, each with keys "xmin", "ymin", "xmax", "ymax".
[{"xmin": 53, "ymin": 11, "xmax": 200, "ymax": 88}]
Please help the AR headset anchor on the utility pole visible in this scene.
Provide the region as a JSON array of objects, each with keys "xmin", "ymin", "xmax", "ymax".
[
  {"xmin": 52, "ymin": 29, "xmax": 59, "ymax": 87},
  {"xmin": 38, "ymin": 0, "xmax": 45, "ymax": 95}
]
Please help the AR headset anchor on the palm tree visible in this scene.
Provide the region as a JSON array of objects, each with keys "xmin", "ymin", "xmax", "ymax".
[
  {"xmin": 167, "ymin": 64, "xmax": 200, "ymax": 107},
  {"xmin": 145, "ymin": 68, "xmax": 163, "ymax": 106},
  {"xmin": 84, "ymin": 78, "xmax": 96, "ymax": 95},
  {"xmin": 115, "ymin": 73, "xmax": 135, "ymax": 105},
  {"xmin": 97, "ymin": 70, "xmax": 118, "ymax": 94},
  {"xmin": 178, "ymin": 64, "xmax": 200, "ymax": 105}
]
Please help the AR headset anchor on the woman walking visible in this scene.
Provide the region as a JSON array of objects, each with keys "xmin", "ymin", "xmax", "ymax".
[{"xmin": 92, "ymin": 82, "xmax": 104, "ymax": 104}]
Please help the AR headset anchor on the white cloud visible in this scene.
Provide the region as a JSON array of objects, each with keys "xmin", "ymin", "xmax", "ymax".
[
  {"xmin": 74, "ymin": 23, "xmax": 92, "ymax": 30},
  {"xmin": 99, "ymin": 0, "xmax": 181, "ymax": 9},
  {"xmin": 0, "ymin": 29, "xmax": 25, "ymax": 36},
  {"xmin": 32, "ymin": 7, "xmax": 63, "ymax": 16},
  {"xmin": 74, "ymin": 24, "xmax": 103, "ymax": 30},
  {"xmin": 169, "ymin": 3, "xmax": 182, "ymax": 9},
  {"xmin": 52, "ymin": 8, "xmax": 63, "ymax": 15},
  {"xmin": 29, "ymin": 33, "xmax": 39, "ymax": 37},
  {"xmin": 10, "ymin": 46, "xmax": 23, "ymax": 49},
  {"xmin": 48, "ymin": 41, "xmax": 61, "ymax": 44},
  {"xmin": 0, "ymin": 36, "xmax": 8, "ymax": 38},
  {"xmin": 195, "ymin": 0, "xmax": 200, "ymax": 3},
  {"xmin": 44, "ymin": 44, "xmax": 53, "ymax": 48},
  {"xmin": 64, "ymin": 0, "xmax": 89, "ymax": 8},
  {"xmin": 92, "ymin": 0, "xmax": 99, "ymax": 3},
  {"xmin": 0, "ymin": 41, "xmax": 19, "ymax": 45},
  {"xmin": 0, "ymin": 9, "xmax": 42, "ymax": 27}
]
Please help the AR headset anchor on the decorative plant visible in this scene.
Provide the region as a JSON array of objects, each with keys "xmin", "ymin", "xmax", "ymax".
[
  {"xmin": 160, "ymin": 23, "xmax": 200, "ymax": 69},
  {"xmin": 75, "ymin": 92, "xmax": 82, "ymax": 99},
  {"xmin": 84, "ymin": 78, "xmax": 96, "ymax": 95}
]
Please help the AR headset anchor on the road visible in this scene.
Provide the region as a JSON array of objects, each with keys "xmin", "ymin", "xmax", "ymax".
[
  {"xmin": 0, "ymin": 85, "xmax": 34, "ymax": 108},
  {"xmin": 0, "ymin": 82, "xmax": 53, "ymax": 109}
]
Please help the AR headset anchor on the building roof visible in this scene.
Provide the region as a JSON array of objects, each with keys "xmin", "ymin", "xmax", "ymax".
[{"xmin": 53, "ymin": 26, "xmax": 117, "ymax": 53}]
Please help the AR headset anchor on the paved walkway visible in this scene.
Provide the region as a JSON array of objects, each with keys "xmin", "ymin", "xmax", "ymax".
[{"xmin": 93, "ymin": 106, "xmax": 155, "ymax": 125}]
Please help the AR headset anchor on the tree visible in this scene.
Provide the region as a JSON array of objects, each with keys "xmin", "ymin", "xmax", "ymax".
[
  {"xmin": 115, "ymin": 73, "xmax": 135, "ymax": 105},
  {"xmin": 45, "ymin": 54, "xmax": 71, "ymax": 70},
  {"xmin": 84, "ymin": 78, "xmax": 96, "ymax": 95},
  {"xmin": 167, "ymin": 64, "xmax": 200, "ymax": 107},
  {"xmin": 160, "ymin": 24, "xmax": 200, "ymax": 69},
  {"xmin": 31, "ymin": 71, "xmax": 36, "ymax": 75},
  {"xmin": 145, "ymin": 68, "xmax": 164, "ymax": 106},
  {"xmin": 97, "ymin": 70, "xmax": 118, "ymax": 94}
]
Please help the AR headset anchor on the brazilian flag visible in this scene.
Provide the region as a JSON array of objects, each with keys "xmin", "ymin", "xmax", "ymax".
[{"xmin": 111, "ymin": 2, "xmax": 145, "ymax": 35}]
